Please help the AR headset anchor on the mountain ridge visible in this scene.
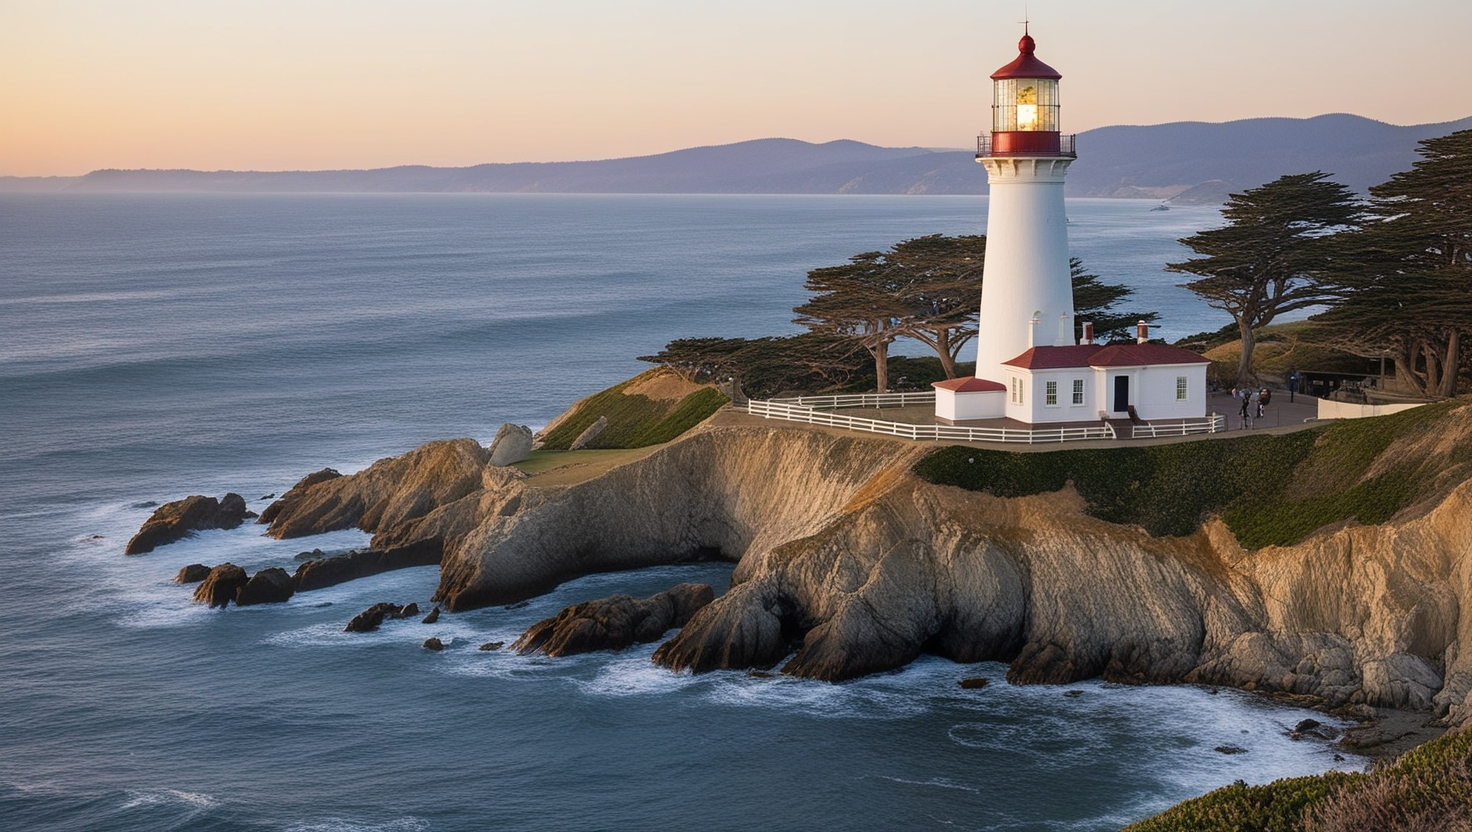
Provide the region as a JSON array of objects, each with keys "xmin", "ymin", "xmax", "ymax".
[{"xmin": 6, "ymin": 114, "xmax": 1469, "ymax": 199}]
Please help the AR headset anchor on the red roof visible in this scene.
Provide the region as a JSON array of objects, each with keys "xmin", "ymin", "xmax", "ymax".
[
  {"xmin": 1089, "ymin": 343, "xmax": 1210, "ymax": 367},
  {"xmin": 991, "ymin": 33, "xmax": 1062, "ymax": 80},
  {"xmin": 1003, "ymin": 345, "xmax": 1103, "ymax": 369},
  {"xmin": 1002, "ymin": 343, "xmax": 1209, "ymax": 370},
  {"xmin": 932, "ymin": 377, "xmax": 1006, "ymax": 392}
]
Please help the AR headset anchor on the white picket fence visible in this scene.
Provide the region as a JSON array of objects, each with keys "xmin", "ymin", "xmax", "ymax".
[{"xmin": 740, "ymin": 392, "xmax": 1225, "ymax": 444}]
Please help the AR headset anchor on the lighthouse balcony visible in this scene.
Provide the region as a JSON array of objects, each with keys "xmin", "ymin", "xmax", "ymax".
[{"xmin": 977, "ymin": 133, "xmax": 1076, "ymax": 159}]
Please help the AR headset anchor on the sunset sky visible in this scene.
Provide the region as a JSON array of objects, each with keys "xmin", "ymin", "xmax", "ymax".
[{"xmin": 3, "ymin": 0, "xmax": 1470, "ymax": 177}]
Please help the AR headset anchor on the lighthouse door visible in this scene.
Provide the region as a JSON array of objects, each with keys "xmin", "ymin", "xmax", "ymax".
[{"xmin": 1112, "ymin": 376, "xmax": 1129, "ymax": 413}]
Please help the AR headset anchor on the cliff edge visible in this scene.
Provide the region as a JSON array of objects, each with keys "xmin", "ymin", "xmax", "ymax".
[{"xmin": 258, "ymin": 400, "xmax": 1472, "ymax": 727}]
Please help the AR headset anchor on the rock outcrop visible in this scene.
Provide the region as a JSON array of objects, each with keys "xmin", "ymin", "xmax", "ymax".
[
  {"xmin": 175, "ymin": 564, "xmax": 211, "ymax": 584},
  {"xmin": 488, "ymin": 423, "xmax": 534, "ymax": 466},
  {"xmin": 126, "ymin": 493, "xmax": 251, "ymax": 554},
  {"xmin": 193, "ymin": 563, "xmax": 249, "ymax": 608},
  {"xmin": 512, "ymin": 583, "xmax": 714, "ymax": 657},
  {"xmin": 292, "ymin": 541, "xmax": 444, "ymax": 591},
  {"xmin": 235, "ymin": 567, "xmax": 296, "ymax": 606},
  {"xmin": 569, "ymin": 416, "xmax": 608, "ymax": 450},
  {"xmin": 254, "ymin": 402, "xmax": 1472, "ymax": 727},
  {"xmin": 261, "ymin": 441, "xmax": 489, "ymax": 540},
  {"xmin": 343, "ymin": 602, "xmax": 419, "ymax": 633}
]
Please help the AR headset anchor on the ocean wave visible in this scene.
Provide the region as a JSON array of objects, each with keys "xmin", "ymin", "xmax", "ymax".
[
  {"xmin": 119, "ymin": 788, "xmax": 220, "ymax": 810},
  {"xmin": 284, "ymin": 818, "xmax": 429, "ymax": 832}
]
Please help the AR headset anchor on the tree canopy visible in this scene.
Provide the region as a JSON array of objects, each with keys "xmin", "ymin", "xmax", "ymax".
[
  {"xmin": 792, "ymin": 234, "xmax": 987, "ymax": 392},
  {"xmin": 1168, "ymin": 171, "xmax": 1361, "ymax": 386},
  {"xmin": 1070, "ymin": 257, "xmax": 1159, "ymax": 343},
  {"xmin": 1313, "ymin": 129, "xmax": 1472, "ymax": 397}
]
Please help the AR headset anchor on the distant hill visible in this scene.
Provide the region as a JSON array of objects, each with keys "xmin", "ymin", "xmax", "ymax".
[{"xmin": 8, "ymin": 114, "xmax": 1469, "ymax": 200}]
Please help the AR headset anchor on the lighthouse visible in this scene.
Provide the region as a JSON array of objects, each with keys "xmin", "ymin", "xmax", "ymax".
[
  {"xmin": 973, "ymin": 27, "xmax": 1076, "ymax": 381},
  {"xmin": 932, "ymin": 28, "xmax": 1210, "ymax": 428}
]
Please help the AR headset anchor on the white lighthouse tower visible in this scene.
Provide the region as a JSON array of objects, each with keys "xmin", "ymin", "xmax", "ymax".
[
  {"xmin": 932, "ymin": 27, "xmax": 1212, "ymax": 429},
  {"xmin": 973, "ymin": 27, "xmax": 1076, "ymax": 380}
]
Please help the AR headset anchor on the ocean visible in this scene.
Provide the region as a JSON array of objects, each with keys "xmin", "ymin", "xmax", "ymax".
[{"xmin": 1, "ymin": 193, "xmax": 1349, "ymax": 831}]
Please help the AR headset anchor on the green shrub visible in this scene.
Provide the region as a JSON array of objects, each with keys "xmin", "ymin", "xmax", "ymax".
[{"xmin": 1125, "ymin": 773, "xmax": 1356, "ymax": 832}]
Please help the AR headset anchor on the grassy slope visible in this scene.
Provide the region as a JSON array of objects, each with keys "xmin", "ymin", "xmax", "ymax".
[
  {"xmin": 537, "ymin": 372, "xmax": 729, "ymax": 451},
  {"xmin": 914, "ymin": 399, "xmax": 1468, "ymax": 548}
]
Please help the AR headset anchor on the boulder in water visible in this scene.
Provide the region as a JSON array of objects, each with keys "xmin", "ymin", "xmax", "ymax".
[
  {"xmin": 193, "ymin": 563, "xmax": 249, "ymax": 608},
  {"xmin": 422, "ymin": 606, "xmax": 441, "ymax": 624},
  {"xmin": 423, "ymin": 637, "xmax": 445, "ymax": 651},
  {"xmin": 235, "ymin": 567, "xmax": 296, "ymax": 606},
  {"xmin": 125, "ymin": 493, "xmax": 251, "ymax": 555},
  {"xmin": 344, "ymin": 602, "xmax": 401, "ymax": 633},
  {"xmin": 513, "ymin": 583, "xmax": 715, "ymax": 657},
  {"xmin": 175, "ymin": 564, "xmax": 212, "ymax": 584}
]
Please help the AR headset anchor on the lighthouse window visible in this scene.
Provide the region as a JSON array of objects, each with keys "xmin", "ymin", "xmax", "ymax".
[
  {"xmin": 1072, "ymin": 379, "xmax": 1085, "ymax": 405},
  {"xmin": 1176, "ymin": 376, "xmax": 1188, "ymax": 401},
  {"xmin": 1010, "ymin": 377, "xmax": 1024, "ymax": 405},
  {"xmin": 1045, "ymin": 380, "xmax": 1057, "ymax": 406},
  {"xmin": 992, "ymin": 79, "xmax": 1060, "ymax": 133},
  {"xmin": 1018, "ymin": 85, "xmax": 1038, "ymax": 131}
]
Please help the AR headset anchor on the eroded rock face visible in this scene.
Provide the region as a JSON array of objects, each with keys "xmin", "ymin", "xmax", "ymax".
[
  {"xmin": 193, "ymin": 563, "xmax": 249, "ymax": 608},
  {"xmin": 125, "ymin": 494, "xmax": 251, "ymax": 555},
  {"xmin": 260, "ymin": 439, "xmax": 489, "ymax": 540},
  {"xmin": 255, "ymin": 403, "xmax": 1472, "ymax": 727},
  {"xmin": 513, "ymin": 583, "xmax": 714, "ymax": 657}
]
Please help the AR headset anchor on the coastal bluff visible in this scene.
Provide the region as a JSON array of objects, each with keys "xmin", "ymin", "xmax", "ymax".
[{"xmin": 257, "ymin": 402, "xmax": 1472, "ymax": 727}]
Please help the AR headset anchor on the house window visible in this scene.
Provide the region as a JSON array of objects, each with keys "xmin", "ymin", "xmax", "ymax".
[
  {"xmin": 1176, "ymin": 376, "xmax": 1188, "ymax": 401},
  {"xmin": 1045, "ymin": 380, "xmax": 1058, "ymax": 406},
  {"xmin": 1071, "ymin": 378, "xmax": 1084, "ymax": 405}
]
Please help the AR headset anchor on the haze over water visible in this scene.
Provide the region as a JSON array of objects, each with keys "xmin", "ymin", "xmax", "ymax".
[{"xmin": 1, "ymin": 193, "xmax": 1348, "ymax": 831}]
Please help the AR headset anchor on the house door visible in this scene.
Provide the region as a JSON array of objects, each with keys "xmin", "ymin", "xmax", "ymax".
[{"xmin": 1112, "ymin": 375, "xmax": 1129, "ymax": 412}]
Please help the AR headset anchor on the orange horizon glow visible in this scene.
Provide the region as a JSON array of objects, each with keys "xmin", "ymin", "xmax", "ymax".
[{"xmin": 3, "ymin": 0, "xmax": 1470, "ymax": 177}]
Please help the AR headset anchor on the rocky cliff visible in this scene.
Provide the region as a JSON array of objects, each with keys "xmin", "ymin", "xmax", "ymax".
[{"xmin": 259, "ymin": 403, "xmax": 1472, "ymax": 726}]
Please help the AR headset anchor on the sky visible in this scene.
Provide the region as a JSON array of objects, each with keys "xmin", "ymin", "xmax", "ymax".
[{"xmin": 3, "ymin": 0, "xmax": 1470, "ymax": 177}]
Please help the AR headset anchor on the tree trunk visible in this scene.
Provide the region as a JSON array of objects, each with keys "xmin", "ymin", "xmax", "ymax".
[
  {"xmin": 871, "ymin": 338, "xmax": 890, "ymax": 394},
  {"xmin": 1424, "ymin": 339, "xmax": 1442, "ymax": 396},
  {"xmin": 1237, "ymin": 321, "xmax": 1257, "ymax": 387},
  {"xmin": 935, "ymin": 329, "xmax": 957, "ymax": 379},
  {"xmin": 1441, "ymin": 329, "xmax": 1460, "ymax": 398}
]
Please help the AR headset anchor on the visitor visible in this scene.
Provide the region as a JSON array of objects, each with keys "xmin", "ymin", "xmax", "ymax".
[{"xmin": 1288, "ymin": 370, "xmax": 1299, "ymax": 403}]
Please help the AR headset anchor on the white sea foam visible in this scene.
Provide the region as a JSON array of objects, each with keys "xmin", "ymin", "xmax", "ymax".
[
  {"xmin": 119, "ymin": 788, "xmax": 219, "ymax": 810},
  {"xmin": 870, "ymin": 775, "xmax": 981, "ymax": 794},
  {"xmin": 570, "ymin": 648, "xmax": 702, "ymax": 697},
  {"xmin": 284, "ymin": 818, "xmax": 429, "ymax": 832}
]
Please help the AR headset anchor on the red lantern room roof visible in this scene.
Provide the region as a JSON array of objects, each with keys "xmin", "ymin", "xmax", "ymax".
[{"xmin": 990, "ymin": 33, "xmax": 1061, "ymax": 80}]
